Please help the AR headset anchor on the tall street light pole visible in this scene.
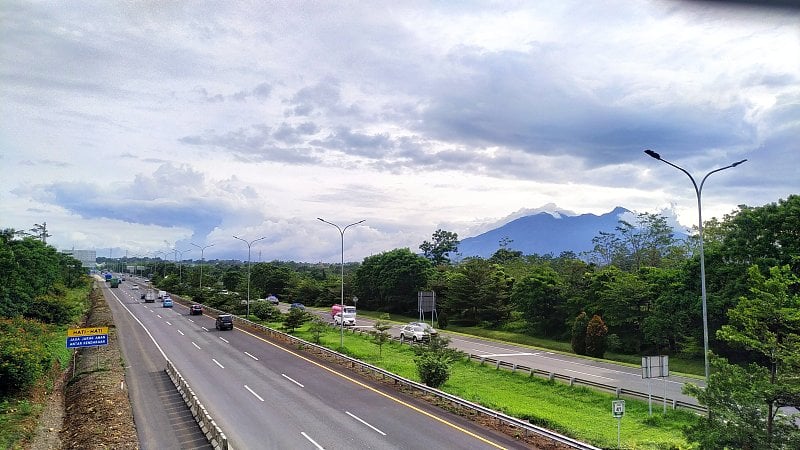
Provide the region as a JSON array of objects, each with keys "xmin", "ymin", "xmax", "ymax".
[
  {"xmin": 153, "ymin": 251, "xmax": 167, "ymax": 279},
  {"xmin": 175, "ymin": 248, "xmax": 192, "ymax": 285},
  {"xmin": 191, "ymin": 243, "xmax": 215, "ymax": 293},
  {"xmin": 233, "ymin": 235, "xmax": 267, "ymax": 320},
  {"xmin": 317, "ymin": 218, "xmax": 365, "ymax": 349},
  {"xmin": 644, "ymin": 149, "xmax": 746, "ymax": 385}
]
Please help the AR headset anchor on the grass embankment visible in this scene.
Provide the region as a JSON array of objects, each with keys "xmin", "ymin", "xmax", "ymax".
[
  {"xmin": 263, "ymin": 316, "xmax": 698, "ymax": 450},
  {"xmin": 0, "ymin": 283, "xmax": 91, "ymax": 450},
  {"xmin": 355, "ymin": 310, "xmax": 706, "ymax": 378}
]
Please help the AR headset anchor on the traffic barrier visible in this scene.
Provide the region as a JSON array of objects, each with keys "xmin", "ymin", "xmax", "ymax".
[{"xmin": 165, "ymin": 360, "xmax": 230, "ymax": 450}]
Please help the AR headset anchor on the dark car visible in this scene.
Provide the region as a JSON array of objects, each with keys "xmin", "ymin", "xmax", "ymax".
[
  {"xmin": 289, "ymin": 303, "xmax": 305, "ymax": 311},
  {"xmin": 190, "ymin": 304, "xmax": 203, "ymax": 315},
  {"xmin": 215, "ymin": 314, "xmax": 233, "ymax": 330},
  {"xmin": 140, "ymin": 293, "xmax": 146, "ymax": 299}
]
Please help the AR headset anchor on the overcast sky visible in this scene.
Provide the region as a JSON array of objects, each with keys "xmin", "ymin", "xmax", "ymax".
[{"xmin": 1, "ymin": 1, "xmax": 798, "ymax": 263}]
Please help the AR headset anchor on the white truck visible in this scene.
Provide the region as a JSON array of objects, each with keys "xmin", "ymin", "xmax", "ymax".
[
  {"xmin": 144, "ymin": 290, "xmax": 156, "ymax": 303},
  {"xmin": 333, "ymin": 305, "xmax": 357, "ymax": 326}
]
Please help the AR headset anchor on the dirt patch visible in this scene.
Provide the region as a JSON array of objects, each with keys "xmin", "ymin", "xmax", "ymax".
[
  {"xmin": 29, "ymin": 283, "xmax": 139, "ymax": 450},
  {"xmin": 27, "ymin": 361, "xmax": 67, "ymax": 450}
]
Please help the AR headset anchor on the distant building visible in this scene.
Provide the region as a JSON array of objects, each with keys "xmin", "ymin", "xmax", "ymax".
[{"xmin": 62, "ymin": 249, "xmax": 97, "ymax": 270}]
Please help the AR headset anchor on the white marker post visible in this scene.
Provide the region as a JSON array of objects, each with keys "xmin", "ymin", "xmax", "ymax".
[{"xmin": 612, "ymin": 399, "xmax": 625, "ymax": 448}]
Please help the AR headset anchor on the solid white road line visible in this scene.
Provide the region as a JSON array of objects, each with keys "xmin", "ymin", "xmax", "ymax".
[
  {"xmin": 244, "ymin": 385, "xmax": 264, "ymax": 402},
  {"xmin": 346, "ymin": 411, "xmax": 386, "ymax": 436},
  {"xmin": 563, "ymin": 368, "xmax": 616, "ymax": 381},
  {"xmin": 301, "ymin": 432, "xmax": 324, "ymax": 449},
  {"xmin": 282, "ymin": 373, "xmax": 304, "ymax": 388},
  {"xmin": 212, "ymin": 358, "xmax": 224, "ymax": 369}
]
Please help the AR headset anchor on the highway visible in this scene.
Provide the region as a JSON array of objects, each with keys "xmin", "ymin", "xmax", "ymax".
[
  {"xmin": 304, "ymin": 307, "xmax": 704, "ymax": 407},
  {"xmin": 106, "ymin": 280, "xmax": 529, "ymax": 449}
]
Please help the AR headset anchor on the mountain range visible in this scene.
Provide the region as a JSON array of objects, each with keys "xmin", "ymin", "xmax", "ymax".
[{"xmin": 456, "ymin": 206, "xmax": 632, "ymax": 259}]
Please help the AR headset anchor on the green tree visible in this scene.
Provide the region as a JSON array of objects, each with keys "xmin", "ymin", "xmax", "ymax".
[
  {"xmin": 511, "ymin": 265, "xmax": 566, "ymax": 337},
  {"xmin": 308, "ymin": 315, "xmax": 328, "ymax": 344},
  {"xmin": 716, "ymin": 265, "xmax": 800, "ymax": 445},
  {"xmin": 251, "ymin": 302, "xmax": 281, "ymax": 322},
  {"xmin": 419, "ymin": 229, "xmax": 460, "ymax": 266},
  {"xmin": 571, "ymin": 312, "xmax": 589, "ymax": 355},
  {"xmin": 584, "ymin": 314, "xmax": 608, "ymax": 358},
  {"xmin": 353, "ymin": 248, "xmax": 432, "ymax": 313},
  {"xmin": 371, "ymin": 313, "xmax": 392, "ymax": 357},
  {"xmin": 282, "ymin": 307, "xmax": 309, "ymax": 334},
  {"xmin": 221, "ymin": 268, "xmax": 243, "ymax": 291},
  {"xmin": 443, "ymin": 258, "xmax": 513, "ymax": 326}
]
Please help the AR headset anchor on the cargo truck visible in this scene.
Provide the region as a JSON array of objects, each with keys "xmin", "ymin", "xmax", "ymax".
[
  {"xmin": 110, "ymin": 278, "xmax": 120, "ymax": 288},
  {"xmin": 144, "ymin": 290, "xmax": 156, "ymax": 303}
]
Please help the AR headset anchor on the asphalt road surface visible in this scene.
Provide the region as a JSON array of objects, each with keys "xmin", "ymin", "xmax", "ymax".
[
  {"xmin": 301, "ymin": 306, "xmax": 704, "ymax": 406},
  {"xmin": 107, "ymin": 281, "xmax": 529, "ymax": 449}
]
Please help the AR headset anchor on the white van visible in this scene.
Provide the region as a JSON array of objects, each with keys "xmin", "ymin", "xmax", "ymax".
[
  {"xmin": 334, "ymin": 306, "xmax": 357, "ymax": 326},
  {"xmin": 158, "ymin": 290, "xmax": 167, "ymax": 299}
]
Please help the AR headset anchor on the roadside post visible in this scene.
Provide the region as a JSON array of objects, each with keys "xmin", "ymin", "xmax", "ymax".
[
  {"xmin": 642, "ymin": 355, "xmax": 670, "ymax": 415},
  {"xmin": 612, "ymin": 399, "xmax": 625, "ymax": 448}
]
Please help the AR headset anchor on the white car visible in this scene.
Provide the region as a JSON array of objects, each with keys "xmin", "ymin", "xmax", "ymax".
[
  {"xmin": 399, "ymin": 323, "xmax": 432, "ymax": 342},
  {"xmin": 131, "ymin": 285, "xmax": 139, "ymax": 290}
]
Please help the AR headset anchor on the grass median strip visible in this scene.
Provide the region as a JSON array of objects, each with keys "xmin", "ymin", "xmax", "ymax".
[{"xmin": 276, "ymin": 321, "xmax": 698, "ymax": 449}]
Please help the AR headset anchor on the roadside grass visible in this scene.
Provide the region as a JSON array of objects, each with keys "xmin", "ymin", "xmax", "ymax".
[
  {"xmin": 271, "ymin": 319, "xmax": 697, "ymax": 449},
  {"xmin": 0, "ymin": 399, "xmax": 39, "ymax": 450},
  {"xmin": 353, "ymin": 309, "xmax": 705, "ymax": 378}
]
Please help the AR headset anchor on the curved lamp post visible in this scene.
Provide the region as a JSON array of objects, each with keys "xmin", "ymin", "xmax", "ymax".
[
  {"xmin": 191, "ymin": 243, "xmax": 215, "ymax": 292},
  {"xmin": 644, "ymin": 149, "xmax": 746, "ymax": 385},
  {"xmin": 233, "ymin": 235, "xmax": 267, "ymax": 319},
  {"xmin": 317, "ymin": 218, "xmax": 365, "ymax": 349}
]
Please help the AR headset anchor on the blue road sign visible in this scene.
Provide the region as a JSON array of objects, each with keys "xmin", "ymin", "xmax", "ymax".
[{"xmin": 67, "ymin": 334, "xmax": 108, "ymax": 348}]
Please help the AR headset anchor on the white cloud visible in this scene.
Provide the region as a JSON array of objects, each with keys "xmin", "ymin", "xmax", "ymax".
[{"xmin": 1, "ymin": 0, "xmax": 797, "ymax": 261}]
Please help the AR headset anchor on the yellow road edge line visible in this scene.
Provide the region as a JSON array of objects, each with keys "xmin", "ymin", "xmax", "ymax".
[{"xmin": 235, "ymin": 325, "xmax": 507, "ymax": 449}]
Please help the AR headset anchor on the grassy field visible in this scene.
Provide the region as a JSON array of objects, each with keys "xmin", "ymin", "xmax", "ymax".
[{"xmin": 266, "ymin": 316, "xmax": 698, "ymax": 449}]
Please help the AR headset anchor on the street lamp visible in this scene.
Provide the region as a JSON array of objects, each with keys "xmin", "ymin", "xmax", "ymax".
[
  {"xmin": 317, "ymin": 218, "xmax": 365, "ymax": 349},
  {"xmin": 191, "ymin": 243, "xmax": 215, "ymax": 293},
  {"xmin": 233, "ymin": 235, "xmax": 267, "ymax": 319},
  {"xmin": 153, "ymin": 251, "xmax": 167, "ymax": 279},
  {"xmin": 644, "ymin": 149, "xmax": 746, "ymax": 385},
  {"xmin": 175, "ymin": 248, "xmax": 192, "ymax": 284}
]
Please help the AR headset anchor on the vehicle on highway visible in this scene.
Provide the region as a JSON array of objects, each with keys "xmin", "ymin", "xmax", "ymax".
[
  {"xmin": 140, "ymin": 293, "xmax": 146, "ymax": 299},
  {"xmin": 163, "ymin": 298, "xmax": 173, "ymax": 308},
  {"xmin": 109, "ymin": 277, "xmax": 120, "ymax": 288},
  {"xmin": 290, "ymin": 303, "xmax": 305, "ymax": 311},
  {"xmin": 408, "ymin": 322, "xmax": 438, "ymax": 337},
  {"xmin": 215, "ymin": 314, "xmax": 234, "ymax": 330},
  {"xmin": 158, "ymin": 290, "xmax": 167, "ymax": 299},
  {"xmin": 399, "ymin": 323, "xmax": 433, "ymax": 342},
  {"xmin": 333, "ymin": 305, "xmax": 357, "ymax": 326},
  {"xmin": 189, "ymin": 304, "xmax": 203, "ymax": 315},
  {"xmin": 144, "ymin": 290, "xmax": 156, "ymax": 303},
  {"xmin": 131, "ymin": 285, "xmax": 139, "ymax": 290}
]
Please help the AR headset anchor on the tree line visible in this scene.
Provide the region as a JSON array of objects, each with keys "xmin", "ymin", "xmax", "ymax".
[{"xmin": 0, "ymin": 229, "xmax": 89, "ymax": 396}]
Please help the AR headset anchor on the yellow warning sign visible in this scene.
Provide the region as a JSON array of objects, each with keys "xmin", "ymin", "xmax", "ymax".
[{"xmin": 67, "ymin": 327, "xmax": 109, "ymax": 337}]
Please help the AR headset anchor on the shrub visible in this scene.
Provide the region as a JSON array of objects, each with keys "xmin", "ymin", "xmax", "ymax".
[
  {"xmin": 415, "ymin": 354, "xmax": 450, "ymax": 388},
  {"xmin": 585, "ymin": 315, "xmax": 608, "ymax": 358},
  {"xmin": 251, "ymin": 302, "xmax": 281, "ymax": 321},
  {"xmin": 0, "ymin": 318, "xmax": 49, "ymax": 396}
]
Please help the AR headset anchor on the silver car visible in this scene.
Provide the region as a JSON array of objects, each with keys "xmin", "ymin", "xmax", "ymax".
[{"xmin": 399, "ymin": 324, "xmax": 432, "ymax": 342}]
